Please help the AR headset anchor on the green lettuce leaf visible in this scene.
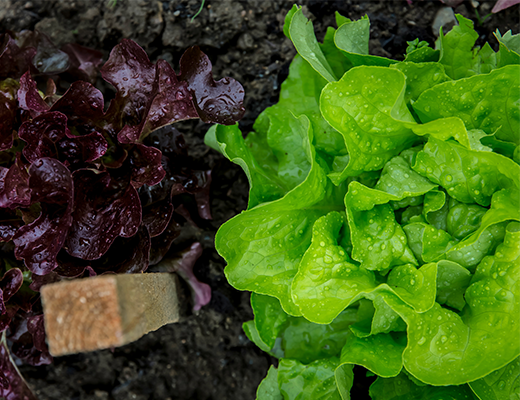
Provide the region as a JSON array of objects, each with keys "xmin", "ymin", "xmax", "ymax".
[
  {"xmin": 369, "ymin": 372, "xmax": 478, "ymax": 400},
  {"xmin": 256, "ymin": 366, "xmax": 283, "ymax": 400},
  {"xmin": 437, "ymin": 14, "xmax": 479, "ymax": 80},
  {"xmin": 334, "ymin": 16, "xmax": 396, "ymax": 67},
  {"xmin": 468, "ymin": 356, "xmax": 520, "ymax": 400},
  {"xmin": 339, "ymin": 330, "xmax": 406, "ymax": 378},
  {"xmin": 390, "ymin": 62, "xmax": 450, "ymax": 103},
  {"xmin": 284, "ymin": 5, "xmax": 337, "ymax": 82},
  {"xmin": 251, "ymin": 293, "xmax": 289, "ymax": 350},
  {"xmin": 217, "ymin": 115, "xmax": 341, "ymax": 315},
  {"xmin": 494, "ymin": 30, "xmax": 520, "ymax": 68},
  {"xmin": 278, "ymin": 358, "xmax": 342, "ymax": 400},
  {"xmin": 386, "ymin": 221, "xmax": 520, "ymax": 385},
  {"xmin": 413, "ymin": 65, "xmax": 520, "ymax": 144},
  {"xmin": 321, "ymin": 66, "xmax": 418, "ymax": 183}
]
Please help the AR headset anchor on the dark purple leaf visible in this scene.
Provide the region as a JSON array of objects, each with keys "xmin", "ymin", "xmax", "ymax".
[
  {"xmin": 61, "ymin": 43, "xmax": 103, "ymax": 84},
  {"xmin": 193, "ymin": 170, "xmax": 212, "ymax": 220},
  {"xmin": 129, "ymin": 143, "xmax": 165, "ymax": 187},
  {"xmin": 50, "ymin": 81, "xmax": 105, "ymax": 128},
  {"xmin": 174, "ymin": 203, "xmax": 197, "ymax": 227},
  {"xmin": 27, "ymin": 158, "xmax": 73, "ymax": 205},
  {"xmin": 0, "ymin": 269, "xmax": 23, "ymax": 316},
  {"xmin": 0, "ymin": 306, "xmax": 19, "ymax": 333},
  {"xmin": 17, "ymin": 72, "xmax": 50, "ymax": 117},
  {"xmin": 142, "ymin": 198, "xmax": 174, "ymax": 237},
  {"xmin": 0, "ymin": 34, "xmax": 36, "ymax": 79},
  {"xmin": 15, "ymin": 202, "xmax": 73, "ymax": 279},
  {"xmin": 28, "ymin": 272, "xmax": 60, "ymax": 292},
  {"xmin": 116, "ymin": 59, "xmax": 198, "ymax": 144},
  {"xmin": 179, "ymin": 46, "xmax": 245, "ymax": 125},
  {"xmin": 158, "ymin": 242, "xmax": 211, "ymax": 311},
  {"xmin": 0, "ymin": 269, "xmax": 23, "ymax": 305},
  {"xmin": 171, "ymin": 169, "xmax": 212, "ymax": 220},
  {"xmin": 57, "ymin": 130, "xmax": 108, "ymax": 166},
  {"xmin": 0, "ymin": 332, "xmax": 38, "ymax": 400},
  {"xmin": 0, "ymin": 78, "xmax": 19, "ymax": 151},
  {"xmin": 100, "ymin": 39, "xmax": 156, "ymax": 134},
  {"xmin": 148, "ymin": 125, "xmax": 188, "ymax": 158},
  {"xmin": 149, "ymin": 216, "xmax": 181, "ymax": 265},
  {"xmin": 0, "ymin": 208, "xmax": 23, "ymax": 242},
  {"xmin": 90, "ymin": 225, "xmax": 150, "ymax": 274},
  {"xmin": 13, "ymin": 158, "xmax": 74, "ymax": 275},
  {"xmin": 19, "ymin": 111, "xmax": 69, "ymax": 163},
  {"xmin": 15, "ymin": 30, "xmax": 69, "ymax": 75},
  {"xmin": 65, "ymin": 169, "xmax": 141, "ymax": 260},
  {"xmin": 9, "ymin": 313, "xmax": 52, "ymax": 366},
  {"xmin": 26, "ymin": 315, "xmax": 46, "ymax": 353},
  {"xmin": 492, "ymin": 0, "xmax": 520, "ymax": 12},
  {"xmin": 0, "ymin": 155, "xmax": 31, "ymax": 209}
]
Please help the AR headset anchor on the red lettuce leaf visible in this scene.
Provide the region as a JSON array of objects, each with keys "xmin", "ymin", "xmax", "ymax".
[
  {"xmin": 0, "ymin": 34, "xmax": 36, "ymax": 79},
  {"xmin": 17, "ymin": 72, "xmax": 50, "ymax": 118},
  {"xmin": 100, "ymin": 39, "xmax": 156, "ymax": 134},
  {"xmin": 9, "ymin": 313, "xmax": 52, "ymax": 367},
  {"xmin": 0, "ymin": 332, "xmax": 37, "ymax": 400},
  {"xmin": 115, "ymin": 60, "xmax": 199, "ymax": 144},
  {"xmin": 179, "ymin": 46, "xmax": 245, "ymax": 125},
  {"xmin": 19, "ymin": 111, "xmax": 69, "ymax": 163},
  {"xmin": 0, "ymin": 155, "xmax": 31, "ymax": 209},
  {"xmin": 128, "ymin": 143, "xmax": 165, "ymax": 188},
  {"xmin": 492, "ymin": 0, "xmax": 520, "ymax": 12},
  {"xmin": 89, "ymin": 225, "xmax": 151, "ymax": 274},
  {"xmin": 50, "ymin": 81, "xmax": 105, "ymax": 128},
  {"xmin": 57, "ymin": 130, "xmax": 108, "ymax": 167},
  {"xmin": 100, "ymin": 40, "xmax": 198, "ymax": 144},
  {"xmin": 28, "ymin": 272, "xmax": 60, "ymax": 292},
  {"xmin": 171, "ymin": 170, "xmax": 212, "ymax": 220},
  {"xmin": 144, "ymin": 126, "xmax": 212, "ymax": 219},
  {"xmin": 14, "ymin": 31, "xmax": 69, "ymax": 76},
  {"xmin": 13, "ymin": 158, "xmax": 73, "ymax": 275},
  {"xmin": 60, "ymin": 43, "xmax": 103, "ymax": 84},
  {"xmin": 148, "ymin": 215, "xmax": 182, "ymax": 266},
  {"xmin": 0, "ymin": 269, "xmax": 23, "ymax": 315},
  {"xmin": 0, "ymin": 208, "xmax": 22, "ymax": 242},
  {"xmin": 142, "ymin": 198, "xmax": 174, "ymax": 238},
  {"xmin": 65, "ymin": 169, "xmax": 141, "ymax": 260},
  {"xmin": 0, "ymin": 78, "xmax": 19, "ymax": 151},
  {"xmin": 158, "ymin": 242, "xmax": 211, "ymax": 311}
]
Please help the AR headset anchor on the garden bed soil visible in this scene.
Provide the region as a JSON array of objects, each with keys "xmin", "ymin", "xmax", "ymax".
[{"xmin": 1, "ymin": 0, "xmax": 518, "ymax": 399}]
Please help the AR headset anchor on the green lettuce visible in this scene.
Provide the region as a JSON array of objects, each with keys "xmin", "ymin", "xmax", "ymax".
[{"xmin": 207, "ymin": 5, "xmax": 520, "ymax": 399}]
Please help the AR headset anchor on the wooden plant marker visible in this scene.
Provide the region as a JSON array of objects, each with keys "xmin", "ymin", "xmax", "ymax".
[{"xmin": 41, "ymin": 272, "xmax": 180, "ymax": 356}]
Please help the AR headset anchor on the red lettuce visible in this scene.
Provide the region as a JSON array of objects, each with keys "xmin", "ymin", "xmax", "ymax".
[{"xmin": 0, "ymin": 30, "xmax": 244, "ymax": 398}]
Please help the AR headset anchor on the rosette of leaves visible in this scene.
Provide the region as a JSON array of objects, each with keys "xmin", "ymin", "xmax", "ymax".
[
  {"xmin": 207, "ymin": 6, "xmax": 519, "ymax": 400},
  {"xmin": 0, "ymin": 31, "xmax": 244, "ymax": 398}
]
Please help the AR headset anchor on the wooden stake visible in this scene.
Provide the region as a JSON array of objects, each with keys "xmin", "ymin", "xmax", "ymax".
[{"xmin": 41, "ymin": 273, "xmax": 180, "ymax": 356}]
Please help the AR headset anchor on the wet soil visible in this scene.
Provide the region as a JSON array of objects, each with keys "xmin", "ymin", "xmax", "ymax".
[{"xmin": 1, "ymin": 0, "xmax": 518, "ymax": 399}]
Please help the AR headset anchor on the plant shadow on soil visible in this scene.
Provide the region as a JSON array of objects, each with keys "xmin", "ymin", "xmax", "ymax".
[{"xmin": 0, "ymin": 0, "xmax": 518, "ymax": 399}]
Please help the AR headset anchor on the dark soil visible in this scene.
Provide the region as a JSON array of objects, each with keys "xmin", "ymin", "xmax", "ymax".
[{"xmin": 1, "ymin": 1, "xmax": 518, "ymax": 399}]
